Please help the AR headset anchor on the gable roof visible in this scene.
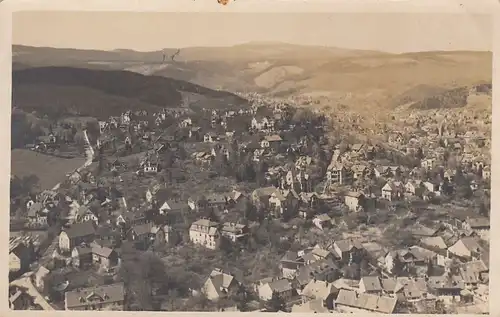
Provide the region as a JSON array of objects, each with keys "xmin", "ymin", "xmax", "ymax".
[
  {"xmin": 360, "ymin": 276, "xmax": 382, "ymax": 292},
  {"xmin": 420, "ymin": 236, "xmax": 448, "ymax": 250},
  {"xmin": 334, "ymin": 239, "xmax": 364, "ymax": 252},
  {"xmin": 268, "ymin": 279, "xmax": 292, "ymax": 293},
  {"xmin": 191, "ymin": 219, "xmax": 219, "ymax": 228},
  {"xmin": 208, "ymin": 269, "xmax": 236, "ymax": 297},
  {"xmin": 131, "ymin": 222, "xmax": 154, "ymax": 236},
  {"xmin": 335, "ymin": 289, "xmax": 397, "ymax": 314},
  {"xmin": 65, "ymin": 283, "xmax": 125, "ymax": 308},
  {"xmin": 264, "ymin": 135, "xmax": 283, "ymax": 142},
  {"xmin": 302, "ymin": 280, "xmax": 337, "ymax": 301},
  {"xmin": 64, "ymin": 221, "xmax": 96, "ymax": 239},
  {"xmin": 460, "ymin": 260, "xmax": 489, "ymax": 284},
  {"xmin": 467, "ymin": 217, "xmax": 490, "ymax": 228}
]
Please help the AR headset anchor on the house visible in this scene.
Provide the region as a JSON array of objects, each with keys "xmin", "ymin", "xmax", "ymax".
[
  {"xmin": 423, "ymin": 181, "xmax": 441, "ymax": 196},
  {"xmin": 189, "ymin": 219, "xmax": 221, "ymax": 250},
  {"xmin": 91, "ymin": 242, "xmax": 119, "ymax": 269},
  {"xmin": 301, "ymin": 280, "xmax": 338, "ymax": 310},
  {"xmin": 95, "ymin": 225, "xmax": 122, "ymax": 249},
  {"xmin": 258, "ymin": 279, "xmax": 293, "ymax": 301},
  {"xmin": 252, "ymin": 187, "xmax": 299, "ymax": 218},
  {"xmin": 295, "ymin": 156, "xmax": 313, "ymax": 169},
  {"xmin": 180, "ymin": 117, "xmax": 192, "ymax": 128},
  {"xmin": 459, "ymin": 260, "xmax": 489, "ymax": 289},
  {"xmin": 332, "ymin": 239, "xmax": 365, "ymax": 262},
  {"xmin": 205, "ymin": 193, "xmax": 230, "ymax": 211},
  {"xmin": 280, "ymin": 251, "xmax": 305, "ymax": 278},
  {"xmin": 374, "ymin": 166, "xmax": 391, "ymax": 178},
  {"xmin": 299, "ymin": 192, "xmax": 319, "ymax": 209},
  {"xmin": 408, "ymin": 223, "xmax": 439, "ymax": 238},
  {"xmin": 351, "ymin": 165, "xmax": 369, "ymax": 180},
  {"xmin": 405, "ymin": 180, "xmax": 424, "ymax": 197},
  {"xmin": 381, "ymin": 181, "xmax": 404, "ymax": 201},
  {"xmin": 261, "ymin": 135, "xmax": 282, "ymax": 148},
  {"xmin": 333, "ymin": 289, "xmax": 398, "ymax": 314},
  {"xmin": 295, "ymin": 259, "xmax": 340, "ymax": 290},
  {"xmin": 482, "ymin": 166, "xmax": 491, "ymax": 180},
  {"xmin": 59, "ymin": 221, "xmax": 96, "ymax": 253},
  {"xmin": 221, "ymin": 223, "xmax": 249, "ymax": 243},
  {"xmin": 358, "ymin": 276, "xmax": 383, "ymax": 295},
  {"xmin": 75, "ymin": 206, "xmax": 99, "ymax": 225},
  {"xmin": 421, "ymin": 158, "xmax": 436, "ymax": 170},
  {"xmin": 420, "ymin": 236, "xmax": 448, "ymax": 251},
  {"xmin": 292, "ymin": 299, "xmax": 329, "ymax": 313},
  {"xmin": 427, "ymin": 275, "xmax": 464, "ymax": 298},
  {"xmin": 326, "ymin": 163, "xmax": 352, "ymax": 185},
  {"xmin": 385, "ymin": 246, "xmax": 438, "ymax": 274},
  {"xmin": 462, "ymin": 217, "xmax": 490, "ymax": 234},
  {"xmin": 344, "ymin": 192, "xmax": 365, "ymax": 212},
  {"xmin": 394, "ymin": 277, "xmax": 429, "ymax": 301},
  {"xmin": 158, "ymin": 199, "xmax": 188, "ymax": 215},
  {"xmin": 71, "ymin": 246, "xmax": 93, "ymax": 268},
  {"xmin": 64, "ymin": 283, "xmax": 125, "ymax": 310},
  {"xmin": 204, "ymin": 132, "xmax": 218, "ymax": 143},
  {"xmin": 9, "ymin": 242, "xmax": 34, "ymax": 273},
  {"xmin": 115, "ymin": 210, "xmax": 147, "ymax": 227},
  {"xmin": 129, "ymin": 222, "xmax": 156, "ymax": 245},
  {"xmin": 202, "ymin": 268, "xmax": 239, "ymax": 301},
  {"xmin": 312, "ymin": 214, "xmax": 333, "ymax": 230},
  {"xmin": 251, "ymin": 116, "xmax": 274, "ymax": 131},
  {"xmin": 26, "ymin": 202, "xmax": 48, "ymax": 227},
  {"xmin": 447, "ymin": 237, "xmax": 485, "ymax": 262},
  {"xmin": 309, "ymin": 248, "xmax": 335, "ymax": 262},
  {"xmin": 362, "ymin": 242, "xmax": 388, "ymax": 264}
]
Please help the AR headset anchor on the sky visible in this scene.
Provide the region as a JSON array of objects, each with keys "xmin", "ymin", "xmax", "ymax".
[{"xmin": 12, "ymin": 12, "xmax": 492, "ymax": 53}]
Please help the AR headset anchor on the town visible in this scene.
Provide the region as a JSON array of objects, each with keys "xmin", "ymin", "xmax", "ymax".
[{"xmin": 9, "ymin": 82, "xmax": 491, "ymax": 313}]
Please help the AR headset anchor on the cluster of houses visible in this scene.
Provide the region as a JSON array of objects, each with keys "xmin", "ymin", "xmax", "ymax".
[
  {"xmin": 198, "ymin": 223, "xmax": 489, "ymax": 313},
  {"xmin": 9, "ymin": 95, "xmax": 491, "ymax": 313}
]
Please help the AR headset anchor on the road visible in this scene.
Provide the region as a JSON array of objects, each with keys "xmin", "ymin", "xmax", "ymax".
[
  {"xmin": 10, "ymin": 273, "xmax": 55, "ymax": 310},
  {"xmin": 12, "ymin": 130, "xmax": 96, "ymax": 311}
]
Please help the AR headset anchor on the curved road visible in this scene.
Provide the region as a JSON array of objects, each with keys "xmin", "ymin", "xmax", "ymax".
[{"xmin": 11, "ymin": 130, "xmax": 96, "ymax": 310}]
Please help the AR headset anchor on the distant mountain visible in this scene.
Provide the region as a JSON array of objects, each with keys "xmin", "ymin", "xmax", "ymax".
[
  {"xmin": 12, "ymin": 66, "xmax": 249, "ymax": 119},
  {"xmin": 12, "ymin": 45, "xmax": 492, "ymax": 116}
]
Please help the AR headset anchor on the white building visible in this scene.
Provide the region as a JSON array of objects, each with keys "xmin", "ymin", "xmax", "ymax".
[{"xmin": 189, "ymin": 219, "xmax": 221, "ymax": 250}]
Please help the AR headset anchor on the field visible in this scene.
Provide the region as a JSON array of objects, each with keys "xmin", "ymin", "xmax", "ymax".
[{"xmin": 11, "ymin": 149, "xmax": 86, "ymax": 190}]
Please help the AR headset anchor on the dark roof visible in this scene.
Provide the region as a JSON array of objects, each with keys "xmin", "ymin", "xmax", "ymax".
[
  {"xmin": 64, "ymin": 221, "xmax": 96, "ymax": 239},
  {"xmin": 268, "ymin": 279, "xmax": 292, "ymax": 293},
  {"xmin": 132, "ymin": 222, "xmax": 154, "ymax": 236},
  {"xmin": 65, "ymin": 283, "xmax": 125, "ymax": 308}
]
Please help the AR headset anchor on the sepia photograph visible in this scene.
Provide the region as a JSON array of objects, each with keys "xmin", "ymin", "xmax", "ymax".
[{"xmin": 8, "ymin": 9, "xmax": 492, "ymax": 314}]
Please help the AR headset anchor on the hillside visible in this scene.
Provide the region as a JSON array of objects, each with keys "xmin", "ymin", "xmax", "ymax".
[
  {"xmin": 12, "ymin": 66, "xmax": 249, "ymax": 119},
  {"xmin": 12, "ymin": 44, "xmax": 492, "ymax": 116}
]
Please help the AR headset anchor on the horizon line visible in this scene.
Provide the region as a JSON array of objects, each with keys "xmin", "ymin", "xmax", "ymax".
[{"xmin": 11, "ymin": 42, "xmax": 493, "ymax": 56}]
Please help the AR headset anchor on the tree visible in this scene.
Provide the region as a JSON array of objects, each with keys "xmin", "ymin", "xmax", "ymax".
[
  {"xmin": 265, "ymin": 292, "xmax": 285, "ymax": 312},
  {"xmin": 391, "ymin": 253, "xmax": 405, "ymax": 276}
]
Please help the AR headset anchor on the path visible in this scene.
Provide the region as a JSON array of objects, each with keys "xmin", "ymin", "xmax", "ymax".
[{"xmin": 13, "ymin": 129, "xmax": 97, "ymax": 311}]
